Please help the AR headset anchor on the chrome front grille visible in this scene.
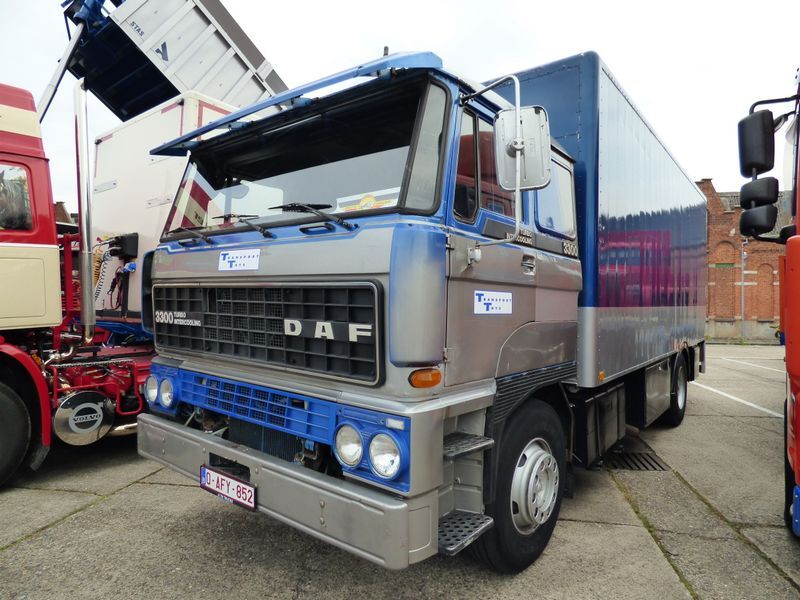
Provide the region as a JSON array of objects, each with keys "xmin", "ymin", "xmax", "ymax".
[{"xmin": 153, "ymin": 284, "xmax": 380, "ymax": 383}]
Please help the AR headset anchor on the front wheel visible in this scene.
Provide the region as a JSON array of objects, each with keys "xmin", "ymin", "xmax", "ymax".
[
  {"xmin": 0, "ymin": 382, "xmax": 31, "ymax": 487},
  {"xmin": 472, "ymin": 401, "xmax": 566, "ymax": 573}
]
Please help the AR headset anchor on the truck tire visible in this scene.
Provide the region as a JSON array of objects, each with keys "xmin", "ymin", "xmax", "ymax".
[
  {"xmin": 663, "ymin": 354, "xmax": 688, "ymax": 427},
  {"xmin": 0, "ymin": 381, "xmax": 31, "ymax": 487},
  {"xmin": 472, "ymin": 401, "xmax": 565, "ymax": 573}
]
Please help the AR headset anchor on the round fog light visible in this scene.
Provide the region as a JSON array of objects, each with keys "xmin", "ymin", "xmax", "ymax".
[
  {"xmin": 369, "ymin": 433, "xmax": 401, "ymax": 479},
  {"xmin": 144, "ymin": 375, "xmax": 158, "ymax": 404},
  {"xmin": 334, "ymin": 425, "xmax": 363, "ymax": 467},
  {"xmin": 159, "ymin": 378, "xmax": 174, "ymax": 408}
]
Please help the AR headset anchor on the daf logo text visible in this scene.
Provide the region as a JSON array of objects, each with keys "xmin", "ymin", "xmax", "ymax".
[{"xmin": 284, "ymin": 319, "xmax": 372, "ymax": 342}]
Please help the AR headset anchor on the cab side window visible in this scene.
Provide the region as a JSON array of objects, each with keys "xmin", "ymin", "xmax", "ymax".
[
  {"xmin": 535, "ymin": 161, "xmax": 575, "ymax": 239},
  {"xmin": 477, "ymin": 119, "xmax": 513, "ymax": 217},
  {"xmin": 0, "ymin": 164, "xmax": 32, "ymax": 231},
  {"xmin": 454, "ymin": 112, "xmax": 478, "ymax": 221}
]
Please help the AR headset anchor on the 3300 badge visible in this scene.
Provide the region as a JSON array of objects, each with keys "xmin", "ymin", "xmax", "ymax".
[{"xmin": 153, "ymin": 310, "xmax": 203, "ymax": 327}]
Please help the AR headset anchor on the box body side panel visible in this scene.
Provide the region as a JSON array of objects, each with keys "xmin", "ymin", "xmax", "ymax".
[{"xmin": 501, "ymin": 53, "xmax": 706, "ymax": 386}]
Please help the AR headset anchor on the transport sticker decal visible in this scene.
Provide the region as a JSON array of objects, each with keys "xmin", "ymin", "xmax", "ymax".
[
  {"xmin": 218, "ymin": 249, "xmax": 260, "ymax": 271},
  {"xmin": 474, "ymin": 291, "xmax": 512, "ymax": 314}
]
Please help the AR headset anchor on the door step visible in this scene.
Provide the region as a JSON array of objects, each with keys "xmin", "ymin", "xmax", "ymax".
[
  {"xmin": 438, "ymin": 510, "xmax": 494, "ymax": 556},
  {"xmin": 443, "ymin": 432, "xmax": 494, "ymax": 459}
]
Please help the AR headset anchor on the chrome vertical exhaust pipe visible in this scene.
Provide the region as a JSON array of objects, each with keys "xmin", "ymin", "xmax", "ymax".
[{"xmin": 74, "ymin": 78, "xmax": 95, "ymax": 345}]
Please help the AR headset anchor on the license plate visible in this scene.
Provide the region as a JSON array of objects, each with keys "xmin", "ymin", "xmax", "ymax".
[{"xmin": 200, "ymin": 465, "xmax": 256, "ymax": 510}]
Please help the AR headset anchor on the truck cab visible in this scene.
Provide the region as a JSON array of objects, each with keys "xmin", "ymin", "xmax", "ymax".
[{"xmin": 0, "ymin": 84, "xmax": 61, "ymax": 330}]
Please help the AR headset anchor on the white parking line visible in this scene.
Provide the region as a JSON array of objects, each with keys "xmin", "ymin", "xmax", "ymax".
[
  {"xmin": 690, "ymin": 381, "xmax": 782, "ymax": 418},
  {"xmin": 711, "ymin": 356, "xmax": 784, "ymax": 361},
  {"xmin": 719, "ymin": 357, "xmax": 786, "ymax": 374}
]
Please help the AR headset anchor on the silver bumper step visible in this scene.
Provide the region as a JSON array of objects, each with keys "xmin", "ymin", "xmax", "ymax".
[
  {"xmin": 442, "ymin": 432, "xmax": 494, "ymax": 459},
  {"xmin": 438, "ymin": 510, "xmax": 494, "ymax": 556}
]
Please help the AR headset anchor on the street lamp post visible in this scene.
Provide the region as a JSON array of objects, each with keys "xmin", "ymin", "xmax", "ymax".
[{"xmin": 741, "ymin": 239, "xmax": 748, "ymax": 340}]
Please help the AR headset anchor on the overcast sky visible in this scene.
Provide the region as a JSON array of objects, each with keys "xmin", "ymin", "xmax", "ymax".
[{"xmin": 0, "ymin": 0, "xmax": 797, "ymax": 210}]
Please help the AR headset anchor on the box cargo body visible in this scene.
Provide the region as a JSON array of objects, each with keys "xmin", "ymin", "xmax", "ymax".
[{"xmin": 497, "ymin": 52, "xmax": 707, "ymax": 388}]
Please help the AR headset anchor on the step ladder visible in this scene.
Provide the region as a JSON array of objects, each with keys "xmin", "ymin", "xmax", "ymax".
[{"xmin": 438, "ymin": 431, "xmax": 495, "ymax": 555}]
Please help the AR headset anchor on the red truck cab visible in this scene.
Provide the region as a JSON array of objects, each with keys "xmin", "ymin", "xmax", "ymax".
[{"xmin": 737, "ymin": 77, "xmax": 800, "ymax": 534}]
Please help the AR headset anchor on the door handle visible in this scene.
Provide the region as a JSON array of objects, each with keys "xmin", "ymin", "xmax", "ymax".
[{"xmin": 521, "ymin": 255, "xmax": 536, "ymax": 276}]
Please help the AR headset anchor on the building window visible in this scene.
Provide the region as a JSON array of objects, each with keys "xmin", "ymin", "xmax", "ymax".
[
  {"xmin": 711, "ymin": 242, "xmax": 736, "ymax": 320},
  {"xmin": 756, "ymin": 263, "xmax": 774, "ymax": 321},
  {"xmin": 0, "ymin": 163, "xmax": 33, "ymax": 231}
]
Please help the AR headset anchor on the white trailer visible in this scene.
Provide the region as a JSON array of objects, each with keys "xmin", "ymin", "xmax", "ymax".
[{"xmin": 91, "ymin": 91, "xmax": 235, "ymax": 322}]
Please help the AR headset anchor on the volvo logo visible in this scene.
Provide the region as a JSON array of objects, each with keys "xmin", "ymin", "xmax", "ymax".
[
  {"xmin": 284, "ymin": 319, "xmax": 372, "ymax": 342},
  {"xmin": 68, "ymin": 403, "xmax": 104, "ymax": 433}
]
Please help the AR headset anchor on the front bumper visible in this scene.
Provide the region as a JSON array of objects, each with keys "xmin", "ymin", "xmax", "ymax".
[{"xmin": 137, "ymin": 413, "xmax": 438, "ymax": 569}]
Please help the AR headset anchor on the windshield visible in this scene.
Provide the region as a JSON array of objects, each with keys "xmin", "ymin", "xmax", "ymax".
[{"xmin": 162, "ymin": 81, "xmax": 447, "ymax": 238}]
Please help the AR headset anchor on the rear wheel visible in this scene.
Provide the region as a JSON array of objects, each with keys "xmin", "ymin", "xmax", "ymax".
[
  {"xmin": 472, "ymin": 401, "xmax": 566, "ymax": 573},
  {"xmin": 0, "ymin": 382, "xmax": 31, "ymax": 487},
  {"xmin": 663, "ymin": 353, "xmax": 688, "ymax": 427}
]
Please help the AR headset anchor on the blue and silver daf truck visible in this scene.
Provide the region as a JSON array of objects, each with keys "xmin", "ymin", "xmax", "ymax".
[{"xmin": 137, "ymin": 51, "xmax": 707, "ymax": 572}]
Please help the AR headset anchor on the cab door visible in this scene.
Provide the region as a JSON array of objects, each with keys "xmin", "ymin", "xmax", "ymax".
[
  {"xmin": 0, "ymin": 158, "xmax": 61, "ymax": 329},
  {"xmin": 444, "ymin": 110, "xmax": 581, "ymax": 386}
]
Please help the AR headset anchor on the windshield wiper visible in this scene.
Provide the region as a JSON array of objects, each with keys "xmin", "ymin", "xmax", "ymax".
[
  {"xmin": 165, "ymin": 225, "xmax": 214, "ymax": 244},
  {"xmin": 269, "ymin": 203, "xmax": 355, "ymax": 231},
  {"xmin": 209, "ymin": 214, "xmax": 274, "ymax": 237},
  {"xmin": 211, "ymin": 213, "xmax": 258, "ymax": 220},
  {"xmin": 238, "ymin": 216, "xmax": 274, "ymax": 238}
]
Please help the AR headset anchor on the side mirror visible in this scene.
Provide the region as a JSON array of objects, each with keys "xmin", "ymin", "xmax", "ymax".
[
  {"xmin": 740, "ymin": 176, "xmax": 779, "ymax": 209},
  {"xmin": 779, "ymin": 224, "xmax": 796, "ymax": 244},
  {"xmin": 738, "ymin": 110, "xmax": 775, "ymax": 177},
  {"xmin": 740, "ymin": 204, "xmax": 778, "ymax": 237},
  {"xmin": 494, "ymin": 106, "xmax": 551, "ymax": 191}
]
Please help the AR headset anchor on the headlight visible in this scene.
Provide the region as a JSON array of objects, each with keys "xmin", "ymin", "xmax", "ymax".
[
  {"xmin": 369, "ymin": 433, "xmax": 401, "ymax": 479},
  {"xmin": 144, "ymin": 376, "xmax": 158, "ymax": 404},
  {"xmin": 334, "ymin": 425, "xmax": 363, "ymax": 467},
  {"xmin": 159, "ymin": 378, "xmax": 174, "ymax": 408}
]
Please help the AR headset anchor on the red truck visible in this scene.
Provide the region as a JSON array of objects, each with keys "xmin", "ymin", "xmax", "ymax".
[
  {"xmin": 737, "ymin": 69, "xmax": 800, "ymax": 534},
  {"xmin": 0, "ymin": 82, "xmax": 152, "ymax": 486}
]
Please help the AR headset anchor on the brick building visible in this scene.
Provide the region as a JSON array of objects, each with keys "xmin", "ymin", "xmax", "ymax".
[{"xmin": 699, "ymin": 179, "xmax": 785, "ymax": 342}]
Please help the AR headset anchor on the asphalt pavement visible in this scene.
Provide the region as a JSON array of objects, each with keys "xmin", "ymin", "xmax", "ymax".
[{"xmin": 1, "ymin": 344, "xmax": 799, "ymax": 599}]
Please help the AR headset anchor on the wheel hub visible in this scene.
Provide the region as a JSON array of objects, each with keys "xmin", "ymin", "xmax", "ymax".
[
  {"xmin": 510, "ymin": 438, "xmax": 559, "ymax": 535},
  {"xmin": 677, "ymin": 364, "xmax": 687, "ymax": 410}
]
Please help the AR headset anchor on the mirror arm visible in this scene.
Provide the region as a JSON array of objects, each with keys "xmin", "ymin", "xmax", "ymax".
[
  {"xmin": 752, "ymin": 234, "xmax": 785, "ymax": 245},
  {"xmin": 749, "ymin": 93, "xmax": 800, "ymax": 115},
  {"xmin": 463, "ymin": 75, "xmax": 523, "ymax": 250}
]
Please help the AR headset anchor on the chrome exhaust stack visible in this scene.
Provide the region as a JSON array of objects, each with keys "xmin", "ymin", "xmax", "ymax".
[{"xmin": 74, "ymin": 78, "xmax": 96, "ymax": 346}]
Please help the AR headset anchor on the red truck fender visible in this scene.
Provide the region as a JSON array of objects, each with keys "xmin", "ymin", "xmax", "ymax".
[{"xmin": 0, "ymin": 342, "xmax": 52, "ymax": 447}]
